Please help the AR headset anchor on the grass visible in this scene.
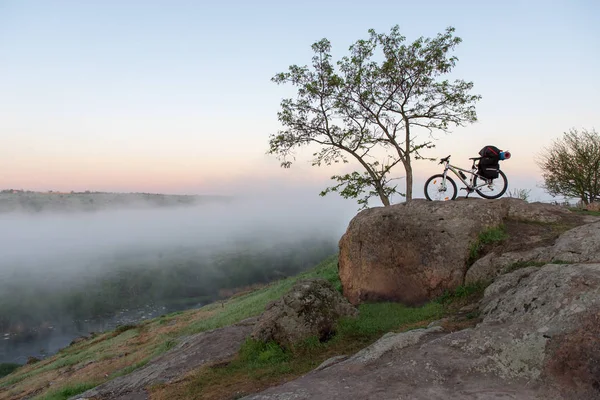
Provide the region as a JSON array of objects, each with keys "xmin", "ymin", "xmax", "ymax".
[
  {"xmin": 151, "ymin": 296, "xmax": 448, "ymax": 400},
  {"xmin": 114, "ymin": 323, "xmax": 138, "ymax": 334},
  {"xmin": 568, "ymin": 207, "xmax": 600, "ymax": 216},
  {"xmin": 468, "ymin": 225, "xmax": 509, "ymax": 265},
  {"xmin": 108, "ymin": 358, "xmax": 151, "ymax": 379},
  {"xmin": 435, "ymin": 281, "xmax": 489, "ymax": 305},
  {"xmin": 334, "ymin": 302, "xmax": 443, "ymax": 340},
  {"xmin": 34, "ymin": 381, "xmax": 99, "ymax": 400}
]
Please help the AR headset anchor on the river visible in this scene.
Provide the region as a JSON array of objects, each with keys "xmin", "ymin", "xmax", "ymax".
[{"xmin": 0, "ymin": 302, "xmax": 200, "ymax": 365}]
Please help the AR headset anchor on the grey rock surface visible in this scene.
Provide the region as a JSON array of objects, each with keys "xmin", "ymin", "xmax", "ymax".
[{"xmin": 242, "ymin": 264, "xmax": 600, "ymax": 400}]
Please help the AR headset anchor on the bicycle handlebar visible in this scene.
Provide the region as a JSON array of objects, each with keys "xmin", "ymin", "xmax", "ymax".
[{"xmin": 439, "ymin": 155, "xmax": 451, "ymax": 164}]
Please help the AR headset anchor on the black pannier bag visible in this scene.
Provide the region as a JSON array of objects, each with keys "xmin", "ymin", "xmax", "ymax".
[
  {"xmin": 479, "ymin": 145, "xmax": 501, "ymax": 159},
  {"xmin": 477, "ymin": 145, "xmax": 502, "ymax": 179},
  {"xmin": 478, "ymin": 156, "xmax": 500, "ymax": 179}
]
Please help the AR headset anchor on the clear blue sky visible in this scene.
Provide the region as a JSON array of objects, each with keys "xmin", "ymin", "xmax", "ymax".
[{"xmin": 0, "ymin": 0, "xmax": 598, "ymax": 202}]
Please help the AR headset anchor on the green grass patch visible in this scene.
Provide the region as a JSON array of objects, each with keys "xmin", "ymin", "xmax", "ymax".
[
  {"xmin": 155, "ymin": 337, "xmax": 178, "ymax": 354},
  {"xmin": 468, "ymin": 225, "xmax": 509, "ymax": 264},
  {"xmin": 108, "ymin": 358, "xmax": 151, "ymax": 379},
  {"xmin": 436, "ymin": 281, "xmax": 489, "ymax": 305},
  {"xmin": 335, "ymin": 302, "xmax": 444, "ymax": 340},
  {"xmin": 178, "ymin": 298, "xmax": 447, "ymax": 399},
  {"xmin": 0, "ymin": 362, "xmax": 20, "ymax": 378},
  {"xmin": 114, "ymin": 324, "xmax": 138, "ymax": 334},
  {"xmin": 568, "ymin": 207, "xmax": 600, "ymax": 216},
  {"xmin": 34, "ymin": 381, "xmax": 98, "ymax": 400},
  {"xmin": 239, "ymin": 339, "xmax": 291, "ymax": 367}
]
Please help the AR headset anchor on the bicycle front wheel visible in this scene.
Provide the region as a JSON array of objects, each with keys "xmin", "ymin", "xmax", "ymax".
[
  {"xmin": 474, "ymin": 170, "xmax": 508, "ymax": 199},
  {"xmin": 424, "ymin": 174, "xmax": 457, "ymax": 201}
]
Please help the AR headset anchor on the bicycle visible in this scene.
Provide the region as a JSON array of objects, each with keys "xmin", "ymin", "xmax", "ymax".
[{"xmin": 424, "ymin": 155, "xmax": 509, "ymax": 201}]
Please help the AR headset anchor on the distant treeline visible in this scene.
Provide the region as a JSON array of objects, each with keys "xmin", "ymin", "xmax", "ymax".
[
  {"xmin": 0, "ymin": 238, "xmax": 336, "ymax": 332},
  {"xmin": 0, "ymin": 191, "xmax": 232, "ymax": 213}
]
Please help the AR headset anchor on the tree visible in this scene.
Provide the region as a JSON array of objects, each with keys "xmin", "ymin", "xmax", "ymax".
[
  {"xmin": 268, "ymin": 26, "xmax": 480, "ymax": 206},
  {"xmin": 538, "ymin": 128, "xmax": 600, "ymax": 205}
]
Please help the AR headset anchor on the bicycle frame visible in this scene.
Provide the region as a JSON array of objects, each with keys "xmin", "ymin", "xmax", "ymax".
[{"xmin": 441, "ymin": 161, "xmax": 491, "ymax": 191}]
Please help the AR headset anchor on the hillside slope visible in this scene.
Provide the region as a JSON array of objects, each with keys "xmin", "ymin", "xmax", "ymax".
[{"xmin": 0, "ymin": 256, "xmax": 458, "ymax": 400}]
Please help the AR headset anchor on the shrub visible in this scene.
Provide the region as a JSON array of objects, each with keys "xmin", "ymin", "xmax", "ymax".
[{"xmin": 0, "ymin": 363, "xmax": 20, "ymax": 378}]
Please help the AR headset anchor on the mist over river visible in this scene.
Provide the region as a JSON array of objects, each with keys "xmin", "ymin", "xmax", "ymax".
[{"xmin": 0, "ymin": 194, "xmax": 356, "ymax": 364}]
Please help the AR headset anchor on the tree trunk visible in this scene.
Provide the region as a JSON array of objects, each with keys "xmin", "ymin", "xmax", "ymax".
[
  {"xmin": 403, "ymin": 119, "xmax": 413, "ymax": 202},
  {"xmin": 405, "ymin": 161, "xmax": 413, "ymax": 202},
  {"xmin": 379, "ymin": 192, "xmax": 391, "ymax": 207}
]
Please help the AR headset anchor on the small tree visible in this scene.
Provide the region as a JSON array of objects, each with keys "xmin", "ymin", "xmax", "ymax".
[
  {"xmin": 268, "ymin": 26, "xmax": 480, "ymax": 206},
  {"xmin": 537, "ymin": 128, "xmax": 600, "ymax": 205}
]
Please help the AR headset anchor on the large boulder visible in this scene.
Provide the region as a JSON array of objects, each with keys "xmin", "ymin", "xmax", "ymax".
[
  {"xmin": 251, "ymin": 279, "xmax": 358, "ymax": 347},
  {"xmin": 242, "ymin": 264, "xmax": 600, "ymax": 400},
  {"xmin": 338, "ymin": 198, "xmax": 572, "ymax": 305}
]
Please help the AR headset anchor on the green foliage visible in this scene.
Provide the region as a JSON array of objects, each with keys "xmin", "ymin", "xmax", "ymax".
[
  {"xmin": 35, "ymin": 381, "xmax": 98, "ymax": 400},
  {"xmin": 436, "ymin": 282, "xmax": 489, "ymax": 305},
  {"xmin": 239, "ymin": 339, "xmax": 290, "ymax": 366},
  {"xmin": 114, "ymin": 324, "xmax": 138, "ymax": 334},
  {"xmin": 0, "ymin": 363, "xmax": 20, "ymax": 378},
  {"xmin": 538, "ymin": 128, "xmax": 600, "ymax": 205},
  {"xmin": 269, "ymin": 25, "xmax": 480, "ymax": 204},
  {"xmin": 468, "ymin": 225, "xmax": 509, "ymax": 264}
]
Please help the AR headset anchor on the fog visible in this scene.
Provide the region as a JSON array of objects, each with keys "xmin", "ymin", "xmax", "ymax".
[
  {"xmin": 0, "ymin": 192, "xmax": 358, "ymax": 283},
  {"xmin": 0, "ymin": 190, "xmax": 364, "ymax": 362}
]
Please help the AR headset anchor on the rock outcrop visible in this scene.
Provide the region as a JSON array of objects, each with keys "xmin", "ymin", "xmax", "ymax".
[
  {"xmin": 242, "ymin": 263, "xmax": 600, "ymax": 400},
  {"xmin": 465, "ymin": 221, "xmax": 600, "ymax": 284},
  {"xmin": 338, "ymin": 198, "xmax": 577, "ymax": 305},
  {"xmin": 251, "ymin": 279, "xmax": 358, "ymax": 346}
]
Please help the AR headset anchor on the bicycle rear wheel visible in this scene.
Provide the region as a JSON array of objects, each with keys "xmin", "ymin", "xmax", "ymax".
[
  {"xmin": 424, "ymin": 174, "xmax": 457, "ymax": 201},
  {"xmin": 474, "ymin": 170, "xmax": 508, "ymax": 199}
]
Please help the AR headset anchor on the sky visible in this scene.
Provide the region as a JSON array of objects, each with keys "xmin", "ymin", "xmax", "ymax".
[{"xmin": 0, "ymin": 0, "xmax": 598, "ymax": 203}]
